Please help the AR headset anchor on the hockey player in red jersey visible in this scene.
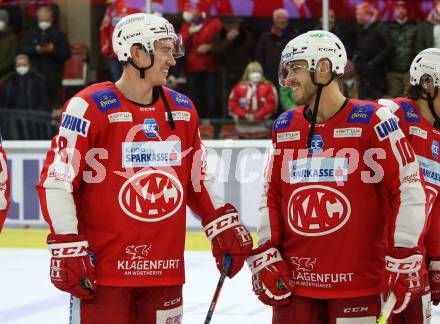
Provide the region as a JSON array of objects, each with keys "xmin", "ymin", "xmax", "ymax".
[
  {"xmin": 246, "ymin": 30, "xmax": 428, "ymax": 323},
  {"xmin": 378, "ymin": 48, "xmax": 440, "ymax": 324},
  {"xmin": 0, "ymin": 135, "xmax": 10, "ymax": 231},
  {"xmin": 37, "ymin": 13, "xmax": 252, "ymax": 324}
]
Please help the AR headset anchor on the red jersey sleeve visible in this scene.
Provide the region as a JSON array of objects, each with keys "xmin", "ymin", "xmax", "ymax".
[
  {"xmin": 37, "ymin": 93, "xmax": 106, "ymax": 235},
  {"xmin": 257, "ymin": 127, "xmax": 284, "ymax": 248},
  {"xmin": 254, "ymin": 83, "xmax": 278, "ymax": 120},
  {"xmin": 228, "ymin": 84, "xmax": 245, "ymax": 118},
  {"xmin": 370, "ymin": 106, "xmax": 427, "ymax": 248},
  {"xmin": 186, "ymin": 111, "xmax": 225, "ymax": 224},
  {"xmin": 0, "ymin": 142, "xmax": 10, "ymax": 231}
]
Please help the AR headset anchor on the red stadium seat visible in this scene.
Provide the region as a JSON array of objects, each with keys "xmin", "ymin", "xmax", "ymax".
[
  {"xmin": 220, "ymin": 124, "xmax": 239, "ymax": 139},
  {"xmin": 199, "ymin": 124, "xmax": 215, "ymax": 139},
  {"xmin": 62, "ymin": 43, "xmax": 88, "ymax": 87}
]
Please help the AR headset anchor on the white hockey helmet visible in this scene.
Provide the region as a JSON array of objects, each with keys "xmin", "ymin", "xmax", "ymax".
[
  {"xmin": 279, "ymin": 30, "xmax": 347, "ymax": 86},
  {"xmin": 410, "ymin": 48, "xmax": 440, "ymax": 87},
  {"xmin": 112, "ymin": 13, "xmax": 184, "ymax": 62}
]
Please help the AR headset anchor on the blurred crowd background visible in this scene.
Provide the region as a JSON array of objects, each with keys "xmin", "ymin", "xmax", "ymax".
[{"xmin": 0, "ymin": 0, "xmax": 438, "ymax": 140}]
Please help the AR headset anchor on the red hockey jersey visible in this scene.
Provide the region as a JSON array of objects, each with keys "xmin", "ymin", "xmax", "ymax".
[
  {"xmin": 37, "ymin": 82, "xmax": 224, "ymax": 286},
  {"xmin": 259, "ymin": 99, "xmax": 427, "ymax": 298},
  {"xmin": 0, "ymin": 139, "xmax": 9, "ymax": 231},
  {"xmin": 379, "ymin": 97, "xmax": 440, "ymax": 258}
]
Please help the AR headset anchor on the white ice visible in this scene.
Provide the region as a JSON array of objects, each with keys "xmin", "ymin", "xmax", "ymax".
[{"xmin": 0, "ymin": 249, "xmax": 439, "ymax": 324}]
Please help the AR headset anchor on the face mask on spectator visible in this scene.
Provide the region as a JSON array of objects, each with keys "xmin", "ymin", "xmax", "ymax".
[
  {"xmin": 38, "ymin": 21, "xmax": 51, "ymax": 31},
  {"xmin": 16, "ymin": 66, "xmax": 29, "ymax": 76},
  {"xmin": 182, "ymin": 11, "xmax": 194, "ymax": 22},
  {"xmin": 249, "ymin": 72, "xmax": 262, "ymax": 83},
  {"xmin": 0, "ymin": 21, "xmax": 6, "ymax": 31}
]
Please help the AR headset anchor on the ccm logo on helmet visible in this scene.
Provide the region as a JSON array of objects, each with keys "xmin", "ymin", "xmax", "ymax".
[
  {"xmin": 317, "ymin": 47, "xmax": 336, "ymax": 53},
  {"xmin": 123, "ymin": 32, "xmax": 141, "ymax": 41}
]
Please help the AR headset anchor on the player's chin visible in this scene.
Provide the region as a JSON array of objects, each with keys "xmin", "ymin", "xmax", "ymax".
[
  {"xmin": 294, "ymin": 95, "xmax": 306, "ymax": 106},
  {"xmin": 155, "ymin": 78, "xmax": 167, "ymax": 86}
]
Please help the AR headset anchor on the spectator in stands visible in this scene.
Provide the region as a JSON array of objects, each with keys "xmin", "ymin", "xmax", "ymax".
[
  {"xmin": 416, "ymin": 0, "xmax": 440, "ymax": 52},
  {"xmin": 18, "ymin": 5, "xmax": 70, "ymax": 106},
  {"xmin": 180, "ymin": 7, "xmax": 222, "ymax": 118},
  {"xmin": 0, "ymin": 54, "xmax": 49, "ymax": 111},
  {"xmin": 256, "ymin": 8, "xmax": 298, "ymax": 90},
  {"xmin": 352, "ymin": 2, "xmax": 392, "ymax": 100},
  {"xmin": 0, "ymin": 0, "xmax": 22, "ymax": 34},
  {"xmin": 213, "ymin": 17, "xmax": 255, "ymax": 117},
  {"xmin": 228, "ymin": 62, "xmax": 277, "ymax": 139},
  {"xmin": 100, "ymin": 1, "xmax": 140, "ymax": 82},
  {"xmin": 318, "ymin": 8, "xmax": 356, "ymax": 59},
  {"xmin": 386, "ymin": 0, "xmax": 418, "ymax": 97},
  {"xmin": 0, "ymin": 10, "xmax": 16, "ymax": 79},
  {"xmin": 341, "ymin": 60, "xmax": 358, "ymax": 98}
]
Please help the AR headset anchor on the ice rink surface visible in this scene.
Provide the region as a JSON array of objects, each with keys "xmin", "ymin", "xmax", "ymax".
[{"xmin": 1, "ymin": 249, "xmax": 439, "ymax": 324}]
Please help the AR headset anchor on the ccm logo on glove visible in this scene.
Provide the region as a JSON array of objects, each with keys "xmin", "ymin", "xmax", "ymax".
[
  {"xmin": 385, "ymin": 257, "xmax": 422, "ymax": 273},
  {"xmin": 205, "ymin": 213, "xmax": 240, "ymax": 239},
  {"xmin": 248, "ymin": 248, "xmax": 283, "ymax": 273},
  {"xmin": 50, "ymin": 241, "xmax": 89, "ymax": 257}
]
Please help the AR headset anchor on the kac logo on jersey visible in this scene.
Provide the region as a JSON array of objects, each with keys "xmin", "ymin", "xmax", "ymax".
[
  {"xmin": 143, "ymin": 118, "xmax": 159, "ymax": 138},
  {"xmin": 347, "ymin": 104, "xmax": 374, "ymax": 124},
  {"xmin": 91, "ymin": 89, "xmax": 121, "ymax": 112},
  {"xmin": 169, "ymin": 89, "xmax": 192, "ymax": 109},
  {"xmin": 274, "ymin": 110, "xmax": 293, "ymax": 133},
  {"xmin": 287, "ymin": 185, "xmax": 351, "ymax": 236},
  {"xmin": 308, "ymin": 135, "xmax": 324, "ymax": 154},
  {"xmin": 401, "ymin": 102, "xmax": 420, "ymax": 123},
  {"xmin": 61, "ymin": 113, "xmax": 90, "ymax": 137},
  {"xmin": 432, "ymin": 140, "xmax": 439, "ymax": 159},
  {"xmin": 118, "ymin": 170, "xmax": 184, "ymax": 222},
  {"xmin": 374, "ymin": 117, "xmax": 399, "ymax": 141}
]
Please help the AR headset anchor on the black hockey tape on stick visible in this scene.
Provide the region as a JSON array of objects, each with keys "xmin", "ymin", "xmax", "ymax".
[{"xmin": 203, "ymin": 254, "xmax": 232, "ymax": 324}]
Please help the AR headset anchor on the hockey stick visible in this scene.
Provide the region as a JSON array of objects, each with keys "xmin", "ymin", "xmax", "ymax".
[
  {"xmin": 376, "ymin": 291, "xmax": 397, "ymax": 324},
  {"xmin": 204, "ymin": 254, "xmax": 232, "ymax": 324}
]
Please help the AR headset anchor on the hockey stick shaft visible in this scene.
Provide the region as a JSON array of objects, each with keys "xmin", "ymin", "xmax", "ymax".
[
  {"xmin": 376, "ymin": 291, "xmax": 397, "ymax": 324},
  {"xmin": 204, "ymin": 254, "xmax": 232, "ymax": 324}
]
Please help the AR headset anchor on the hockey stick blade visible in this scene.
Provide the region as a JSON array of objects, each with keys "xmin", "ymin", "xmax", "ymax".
[
  {"xmin": 204, "ymin": 254, "xmax": 232, "ymax": 324},
  {"xmin": 376, "ymin": 292, "xmax": 397, "ymax": 324}
]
